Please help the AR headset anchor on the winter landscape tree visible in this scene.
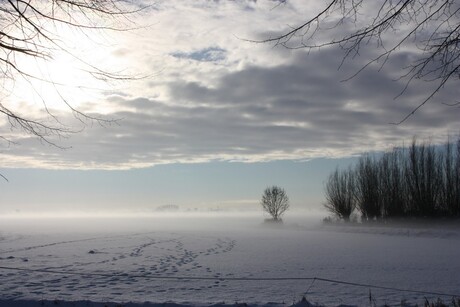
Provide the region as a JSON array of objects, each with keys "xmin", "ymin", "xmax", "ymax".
[
  {"xmin": 324, "ymin": 136, "xmax": 460, "ymax": 221},
  {"xmin": 261, "ymin": 185, "xmax": 290, "ymax": 222},
  {"xmin": 324, "ymin": 167, "xmax": 355, "ymax": 222}
]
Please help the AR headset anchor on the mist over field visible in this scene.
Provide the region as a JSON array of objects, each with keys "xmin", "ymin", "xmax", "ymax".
[
  {"xmin": 0, "ymin": 211, "xmax": 322, "ymax": 234},
  {"xmin": 1, "ymin": 213, "xmax": 460, "ymax": 307}
]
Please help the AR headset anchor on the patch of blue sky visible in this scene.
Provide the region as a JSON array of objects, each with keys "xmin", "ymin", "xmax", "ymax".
[{"xmin": 171, "ymin": 47, "xmax": 227, "ymax": 62}]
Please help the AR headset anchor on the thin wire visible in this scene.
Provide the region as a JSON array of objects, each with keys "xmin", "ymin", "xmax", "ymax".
[
  {"xmin": 314, "ymin": 277, "xmax": 459, "ymax": 298},
  {"xmin": 304, "ymin": 278, "xmax": 316, "ymax": 296},
  {"xmin": 0, "ymin": 266, "xmax": 459, "ymax": 298},
  {"xmin": 0, "ymin": 265, "xmax": 310, "ymax": 281}
]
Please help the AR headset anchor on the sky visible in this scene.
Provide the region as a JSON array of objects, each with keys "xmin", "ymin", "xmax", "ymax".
[{"xmin": 0, "ymin": 1, "xmax": 459, "ymax": 216}]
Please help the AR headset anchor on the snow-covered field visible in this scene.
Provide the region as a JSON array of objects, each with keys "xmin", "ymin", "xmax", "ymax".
[{"xmin": 0, "ymin": 213, "xmax": 459, "ymax": 307}]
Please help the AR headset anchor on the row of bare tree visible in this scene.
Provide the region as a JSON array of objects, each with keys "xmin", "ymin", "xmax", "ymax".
[{"xmin": 324, "ymin": 137, "xmax": 460, "ymax": 221}]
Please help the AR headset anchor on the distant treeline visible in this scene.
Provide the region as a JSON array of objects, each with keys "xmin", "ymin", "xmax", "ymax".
[{"xmin": 324, "ymin": 137, "xmax": 460, "ymax": 221}]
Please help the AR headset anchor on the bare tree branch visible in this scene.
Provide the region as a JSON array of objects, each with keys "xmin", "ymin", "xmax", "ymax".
[
  {"xmin": 0, "ymin": 0, "xmax": 147, "ymax": 148},
  {"xmin": 257, "ymin": 0, "xmax": 460, "ymax": 123}
]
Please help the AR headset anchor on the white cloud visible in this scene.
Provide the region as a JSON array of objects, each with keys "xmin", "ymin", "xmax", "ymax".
[{"xmin": 1, "ymin": 0, "xmax": 459, "ymax": 169}]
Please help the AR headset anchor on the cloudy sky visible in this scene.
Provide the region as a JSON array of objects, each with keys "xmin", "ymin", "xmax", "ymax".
[{"xmin": 0, "ymin": 1, "xmax": 459, "ymax": 216}]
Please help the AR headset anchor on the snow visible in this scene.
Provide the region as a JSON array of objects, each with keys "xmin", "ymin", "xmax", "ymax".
[{"xmin": 0, "ymin": 213, "xmax": 459, "ymax": 307}]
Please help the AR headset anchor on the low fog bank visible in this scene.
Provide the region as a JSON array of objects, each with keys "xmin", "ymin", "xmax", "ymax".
[
  {"xmin": 3, "ymin": 210, "xmax": 460, "ymax": 238},
  {"xmin": 0, "ymin": 210, "xmax": 326, "ymax": 234}
]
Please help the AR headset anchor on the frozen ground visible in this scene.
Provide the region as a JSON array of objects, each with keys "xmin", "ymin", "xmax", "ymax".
[{"xmin": 0, "ymin": 213, "xmax": 459, "ymax": 307}]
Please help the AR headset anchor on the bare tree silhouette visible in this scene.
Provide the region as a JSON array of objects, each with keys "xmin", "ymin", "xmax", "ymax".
[
  {"xmin": 0, "ymin": 0, "xmax": 145, "ymax": 149},
  {"xmin": 261, "ymin": 185, "xmax": 290, "ymax": 221},
  {"xmin": 259, "ymin": 0, "xmax": 460, "ymax": 123},
  {"xmin": 323, "ymin": 136, "xmax": 460, "ymax": 220},
  {"xmin": 324, "ymin": 167, "xmax": 355, "ymax": 222}
]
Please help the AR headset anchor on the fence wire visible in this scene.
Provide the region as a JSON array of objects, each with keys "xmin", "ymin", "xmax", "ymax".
[{"xmin": 0, "ymin": 265, "xmax": 459, "ymax": 298}]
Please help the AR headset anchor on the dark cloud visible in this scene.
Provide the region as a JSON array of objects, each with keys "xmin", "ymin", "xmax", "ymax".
[{"xmin": 1, "ymin": 46, "xmax": 459, "ymax": 169}]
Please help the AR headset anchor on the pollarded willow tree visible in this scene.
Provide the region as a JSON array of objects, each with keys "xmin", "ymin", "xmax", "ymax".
[
  {"xmin": 324, "ymin": 167, "xmax": 355, "ymax": 222},
  {"xmin": 0, "ymin": 0, "xmax": 145, "ymax": 149},
  {"xmin": 261, "ymin": 185, "xmax": 290, "ymax": 221},
  {"xmin": 262, "ymin": 0, "xmax": 460, "ymax": 123}
]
